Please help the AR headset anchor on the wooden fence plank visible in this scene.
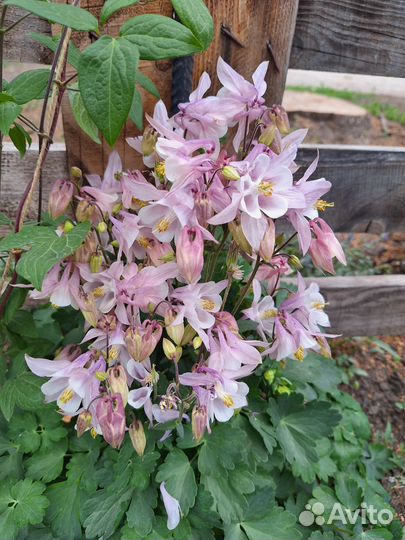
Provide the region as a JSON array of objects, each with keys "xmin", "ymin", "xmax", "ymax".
[
  {"xmin": 297, "ymin": 145, "xmax": 405, "ymax": 233},
  {"xmin": 294, "ymin": 275, "xmax": 405, "ymax": 336},
  {"xmin": 3, "ymin": 7, "xmax": 53, "ymax": 64},
  {"xmin": 290, "ymin": 0, "xmax": 405, "ymax": 77},
  {"xmin": 0, "ymin": 143, "xmax": 68, "ymax": 219}
]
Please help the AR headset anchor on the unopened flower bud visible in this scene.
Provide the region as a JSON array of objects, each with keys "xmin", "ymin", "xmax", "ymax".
[
  {"xmin": 228, "ymin": 220, "xmax": 252, "ymax": 255},
  {"xmin": 112, "ymin": 203, "xmax": 123, "ymax": 216},
  {"xmin": 222, "ymin": 165, "xmax": 240, "ymax": 181},
  {"xmin": 192, "ymin": 336, "xmax": 202, "ymax": 350},
  {"xmin": 125, "ymin": 320, "xmax": 162, "ymax": 362},
  {"xmin": 76, "ymin": 410, "xmax": 92, "ymax": 437},
  {"xmin": 164, "ymin": 308, "xmax": 184, "ymax": 346},
  {"xmin": 95, "ymin": 393, "xmax": 126, "ymax": 449},
  {"xmin": 97, "ymin": 221, "xmax": 107, "ymax": 234},
  {"xmin": 70, "ymin": 166, "xmax": 82, "ymax": 180},
  {"xmin": 270, "ymin": 105, "xmax": 290, "ymax": 134},
  {"xmin": 76, "ymin": 290, "xmax": 100, "ymax": 327},
  {"xmin": 129, "ymin": 419, "xmax": 146, "ymax": 457},
  {"xmin": 258, "ymin": 124, "xmax": 277, "ymax": 147},
  {"xmin": 73, "ymin": 231, "xmax": 97, "ymax": 263},
  {"xmin": 90, "ymin": 253, "xmax": 103, "ymax": 273},
  {"xmin": 95, "ymin": 371, "xmax": 108, "ymax": 381},
  {"xmin": 63, "ymin": 220, "xmax": 75, "ymax": 234},
  {"xmin": 49, "ymin": 179, "xmax": 74, "ymax": 219},
  {"xmin": 289, "ymin": 254, "xmax": 302, "ymax": 270},
  {"xmin": 141, "ymin": 126, "xmax": 158, "ymax": 157},
  {"xmin": 176, "ymin": 227, "xmax": 204, "ymax": 284},
  {"xmin": 180, "ymin": 324, "xmax": 196, "ymax": 346},
  {"xmin": 108, "ymin": 365, "xmax": 129, "ymax": 406},
  {"xmin": 76, "ymin": 200, "xmax": 95, "ymax": 222},
  {"xmin": 110, "ymin": 239, "xmax": 119, "ymax": 248},
  {"xmin": 259, "ymin": 219, "xmax": 275, "ymax": 262},
  {"xmin": 192, "ymin": 406, "xmax": 207, "ymax": 442},
  {"xmin": 264, "ymin": 368, "xmax": 276, "ymax": 385},
  {"xmin": 163, "ymin": 338, "xmax": 182, "ymax": 361}
]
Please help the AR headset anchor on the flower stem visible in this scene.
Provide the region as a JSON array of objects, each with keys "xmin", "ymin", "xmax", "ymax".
[{"xmin": 232, "ymin": 255, "xmax": 261, "ymax": 315}]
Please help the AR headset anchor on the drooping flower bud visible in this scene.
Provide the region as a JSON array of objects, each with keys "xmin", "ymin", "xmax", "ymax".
[
  {"xmin": 63, "ymin": 220, "xmax": 75, "ymax": 234},
  {"xmin": 76, "ymin": 410, "xmax": 92, "ymax": 437},
  {"xmin": 76, "ymin": 200, "xmax": 95, "ymax": 222},
  {"xmin": 264, "ymin": 368, "xmax": 276, "ymax": 385},
  {"xmin": 259, "ymin": 219, "xmax": 275, "ymax": 262},
  {"xmin": 95, "ymin": 393, "xmax": 126, "ymax": 449},
  {"xmin": 228, "ymin": 220, "xmax": 252, "ymax": 255},
  {"xmin": 222, "ymin": 165, "xmax": 240, "ymax": 181},
  {"xmin": 162, "ymin": 338, "xmax": 182, "ymax": 362},
  {"xmin": 97, "ymin": 221, "xmax": 108, "ymax": 234},
  {"xmin": 180, "ymin": 324, "xmax": 196, "ymax": 346},
  {"xmin": 108, "ymin": 365, "xmax": 129, "ymax": 405},
  {"xmin": 129, "ymin": 419, "xmax": 146, "ymax": 457},
  {"xmin": 258, "ymin": 124, "xmax": 276, "ymax": 147},
  {"xmin": 90, "ymin": 252, "xmax": 103, "ymax": 273},
  {"xmin": 141, "ymin": 125, "xmax": 158, "ymax": 157},
  {"xmin": 176, "ymin": 227, "xmax": 204, "ymax": 284},
  {"xmin": 124, "ymin": 320, "xmax": 162, "ymax": 362},
  {"xmin": 192, "ymin": 336, "xmax": 202, "ymax": 350},
  {"xmin": 75, "ymin": 290, "xmax": 100, "ymax": 327},
  {"xmin": 192, "ymin": 406, "xmax": 208, "ymax": 442},
  {"xmin": 48, "ymin": 179, "xmax": 74, "ymax": 219},
  {"xmin": 73, "ymin": 232, "xmax": 97, "ymax": 263},
  {"xmin": 195, "ymin": 192, "xmax": 213, "ymax": 228},
  {"xmin": 164, "ymin": 308, "xmax": 184, "ymax": 346},
  {"xmin": 289, "ymin": 254, "xmax": 302, "ymax": 270},
  {"xmin": 70, "ymin": 166, "xmax": 82, "ymax": 181},
  {"xmin": 269, "ymin": 105, "xmax": 290, "ymax": 134}
]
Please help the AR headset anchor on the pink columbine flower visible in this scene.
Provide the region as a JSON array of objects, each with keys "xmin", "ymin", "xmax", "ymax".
[
  {"xmin": 176, "ymin": 226, "xmax": 204, "ymax": 284},
  {"xmin": 96, "ymin": 393, "xmax": 126, "ymax": 449},
  {"xmin": 124, "ymin": 320, "xmax": 162, "ymax": 362},
  {"xmin": 48, "ymin": 179, "xmax": 74, "ymax": 219},
  {"xmin": 30, "ymin": 262, "xmax": 80, "ymax": 308},
  {"xmin": 170, "ymin": 280, "xmax": 227, "ymax": 347},
  {"xmin": 309, "ymin": 218, "xmax": 347, "ymax": 274}
]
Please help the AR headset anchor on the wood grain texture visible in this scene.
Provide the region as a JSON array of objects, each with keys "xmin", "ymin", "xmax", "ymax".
[
  {"xmin": 57, "ymin": 0, "xmax": 173, "ymax": 175},
  {"xmin": 297, "ymin": 145, "xmax": 405, "ymax": 233},
  {"xmin": 294, "ymin": 275, "xmax": 405, "ymax": 336},
  {"xmin": 0, "ymin": 143, "xmax": 67, "ymax": 219},
  {"xmin": 193, "ymin": 0, "xmax": 299, "ymax": 104},
  {"xmin": 3, "ymin": 7, "xmax": 53, "ymax": 64},
  {"xmin": 290, "ymin": 0, "xmax": 405, "ymax": 77}
]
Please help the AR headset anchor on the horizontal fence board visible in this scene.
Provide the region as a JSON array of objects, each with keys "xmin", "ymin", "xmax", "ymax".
[
  {"xmin": 4, "ymin": 7, "xmax": 53, "ymax": 64},
  {"xmin": 293, "ymin": 275, "xmax": 405, "ymax": 336},
  {"xmin": 2, "ymin": 144, "xmax": 405, "ymax": 234},
  {"xmin": 0, "ymin": 143, "xmax": 67, "ymax": 219},
  {"xmin": 297, "ymin": 145, "xmax": 405, "ymax": 233},
  {"xmin": 290, "ymin": 0, "xmax": 405, "ymax": 77}
]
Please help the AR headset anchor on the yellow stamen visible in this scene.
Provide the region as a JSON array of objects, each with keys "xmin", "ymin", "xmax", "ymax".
[
  {"xmin": 156, "ymin": 218, "xmax": 171, "ymax": 233},
  {"xmin": 155, "ymin": 161, "xmax": 166, "ymax": 178},
  {"xmin": 222, "ymin": 394, "xmax": 235, "ymax": 408},
  {"xmin": 258, "ymin": 181, "xmax": 275, "ymax": 197},
  {"xmin": 60, "ymin": 388, "xmax": 74, "ymax": 404},
  {"xmin": 132, "ymin": 197, "xmax": 148, "ymax": 208},
  {"xmin": 92, "ymin": 287, "xmax": 105, "ymax": 298},
  {"xmin": 137, "ymin": 236, "xmax": 151, "ymax": 248},
  {"xmin": 315, "ymin": 199, "xmax": 334, "ymax": 212},
  {"xmin": 201, "ymin": 299, "xmax": 215, "ymax": 311},
  {"xmin": 107, "ymin": 346, "xmax": 120, "ymax": 363},
  {"xmin": 262, "ymin": 309, "xmax": 278, "ymax": 319},
  {"xmin": 312, "ymin": 301, "xmax": 327, "ymax": 310},
  {"xmin": 90, "ymin": 428, "xmax": 98, "ymax": 439},
  {"xmin": 294, "ymin": 347, "xmax": 305, "ymax": 362}
]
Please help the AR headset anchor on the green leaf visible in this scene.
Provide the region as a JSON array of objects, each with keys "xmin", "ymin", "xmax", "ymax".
[
  {"xmin": 100, "ymin": 0, "xmax": 139, "ymax": 25},
  {"xmin": 8, "ymin": 413, "xmax": 41, "ymax": 453},
  {"xmin": 0, "ymin": 372, "xmax": 45, "ymax": 421},
  {"xmin": 335, "ymin": 473, "xmax": 362, "ymax": 510},
  {"xmin": 203, "ymin": 473, "xmax": 249, "ymax": 524},
  {"xmin": 156, "ymin": 448, "xmax": 197, "ymax": 515},
  {"xmin": 78, "ymin": 36, "xmax": 139, "ymax": 146},
  {"xmin": 135, "ymin": 70, "xmax": 160, "ymax": 98},
  {"xmin": 0, "ymin": 92, "xmax": 16, "ymax": 103},
  {"xmin": 9, "ymin": 124, "xmax": 28, "ymax": 157},
  {"xmin": 120, "ymin": 15, "xmax": 201, "ymax": 60},
  {"xmin": 130, "ymin": 86, "xmax": 143, "ymax": 130},
  {"xmin": 172, "ymin": 0, "xmax": 214, "ymax": 50},
  {"xmin": 0, "ymin": 211, "xmax": 11, "ymax": 226},
  {"xmin": 83, "ymin": 486, "xmax": 133, "ymax": 540},
  {"xmin": 0, "ymin": 100, "xmax": 22, "ymax": 134},
  {"xmin": 198, "ymin": 423, "xmax": 248, "ymax": 477},
  {"xmin": 241, "ymin": 506, "xmax": 302, "ymax": 540},
  {"xmin": 248, "ymin": 414, "xmax": 277, "ymax": 454},
  {"xmin": 68, "ymin": 86, "xmax": 101, "ymax": 144},
  {"xmin": 29, "ymin": 32, "xmax": 81, "ymax": 69},
  {"xmin": 0, "ymin": 222, "xmax": 91, "ymax": 290},
  {"xmin": 26, "ymin": 439, "xmax": 68, "ymax": 482},
  {"xmin": 46, "ymin": 481, "xmax": 85, "ymax": 540},
  {"xmin": 126, "ymin": 485, "xmax": 157, "ymax": 537},
  {"xmin": 268, "ymin": 394, "xmax": 341, "ymax": 482},
  {"xmin": 4, "ymin": 0, "xmax": 99, "ymax": 31},
  {"xmin": 0, "ymin": 479, "xmax": 49, "ymax": 540},
  {"xmin": 8, "ymin": 69, "xmax": 50, "ymax": 105},
  {"xmin": 0, "ymin": 380, "xmax": 16, "ymax": 421}
]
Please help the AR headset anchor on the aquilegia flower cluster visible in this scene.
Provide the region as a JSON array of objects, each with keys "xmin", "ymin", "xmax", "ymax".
[{"xmin": 25, "ymin": 58, "xmax": 346, "ymax": 525}]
